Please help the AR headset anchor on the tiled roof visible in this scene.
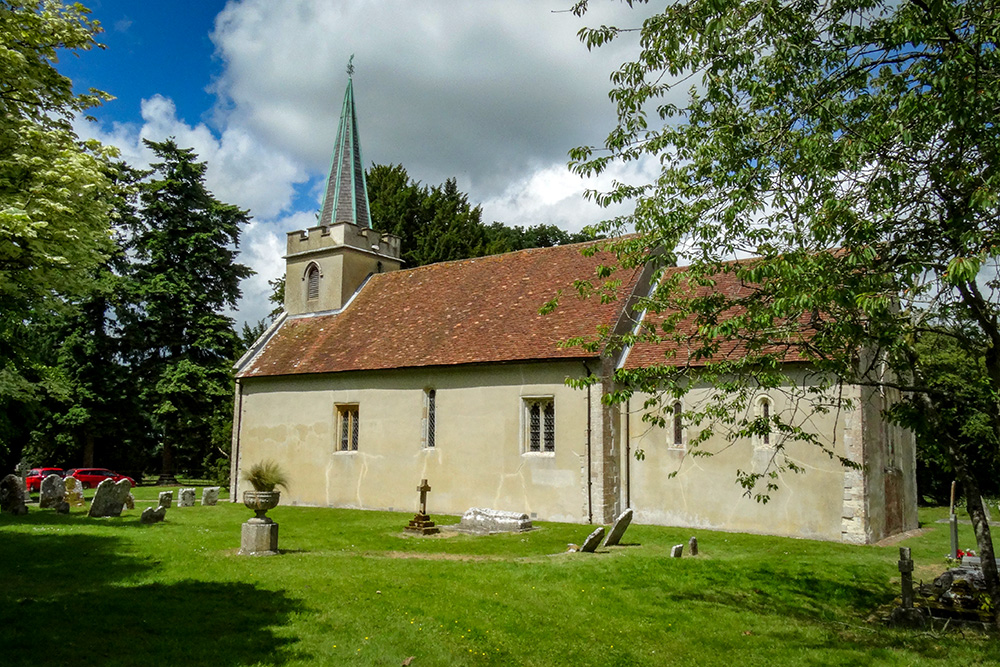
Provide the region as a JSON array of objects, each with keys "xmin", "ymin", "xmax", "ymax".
[
  {"xmin": 623, "ymin": 262, "xmax": 812, "ymax": 370},
  {"xmin": 239, "ymin": 242, "xmax": 642, "ymax": 378}
]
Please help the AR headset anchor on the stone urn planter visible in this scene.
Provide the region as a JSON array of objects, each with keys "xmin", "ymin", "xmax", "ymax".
[{"xmin": 243, "ymin": 490, "xmax": 280, "ymax": 523}]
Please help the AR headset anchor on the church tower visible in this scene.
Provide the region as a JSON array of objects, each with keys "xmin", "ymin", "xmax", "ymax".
[{"xmin": 284, "ymin": 60, "xmax": 402, "ymax": 316}]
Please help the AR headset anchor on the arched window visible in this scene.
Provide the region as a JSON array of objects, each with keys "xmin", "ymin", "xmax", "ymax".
[
  {"xmin": 758, "ymin": 397, "xmax": 772, "ymax": 448},
  {"xmin": 672, "ymin": 401, "xmax": 683, "ymax": 448},
  {"xmin": 306, "ymin": 264, "xmax": 320, "ymax": 301}
]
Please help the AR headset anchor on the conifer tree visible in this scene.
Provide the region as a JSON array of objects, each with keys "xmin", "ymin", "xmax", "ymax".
[{"xmin": 123, "ymin": 139, "xmax": 252, "ymax": 481}]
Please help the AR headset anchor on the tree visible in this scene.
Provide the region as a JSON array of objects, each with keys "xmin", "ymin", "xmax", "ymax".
[
  {"xmin": 0, "ymin": 0, "xmax": 116, "ymax": 466},
  {"xmin": 571, "ymin": 0, "xmax": 1000, "ymax": 620},
  {"xmin": 122, "ymin": 139, "xmax": 252, "ymax": 481},
  {"xmin": 367, "ymin": 163, "xmax": 596, "ymax": 267}
]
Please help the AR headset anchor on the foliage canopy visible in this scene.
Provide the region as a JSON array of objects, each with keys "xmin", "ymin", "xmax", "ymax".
[{"xmin": 572, "ymin": 0, "xmax": 1000, "ymax": 614}]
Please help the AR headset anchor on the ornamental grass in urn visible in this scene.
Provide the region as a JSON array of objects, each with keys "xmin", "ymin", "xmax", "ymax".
[{"xmin": 241, "ymin": 460, "xmax": 288, "ymax": 521}]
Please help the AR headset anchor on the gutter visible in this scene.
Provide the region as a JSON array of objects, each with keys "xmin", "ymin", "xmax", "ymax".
[{"xmin": 583, "ymin": 361, "xmax": 593, "ymax": 524}]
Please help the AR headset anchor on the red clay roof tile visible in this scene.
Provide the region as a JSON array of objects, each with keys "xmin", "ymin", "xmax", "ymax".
[{"xmin": 239, "ymin": 242, "xmax": 642, "ymax": 378}]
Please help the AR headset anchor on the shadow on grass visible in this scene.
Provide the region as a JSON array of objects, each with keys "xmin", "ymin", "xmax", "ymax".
[{"xmin": 0, "ymin": 528, "xmax": 302, "ymax": 666}]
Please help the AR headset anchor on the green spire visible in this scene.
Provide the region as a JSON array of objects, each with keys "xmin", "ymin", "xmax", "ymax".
[{"xmin": 319, "ymin": 57, "xmax": 372, "ymax": 229}]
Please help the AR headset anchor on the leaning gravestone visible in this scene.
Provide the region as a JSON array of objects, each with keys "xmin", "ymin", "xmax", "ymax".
[
  {"xmin": 201, "ymin": 487, "xmax": 220, "ymax": 506},
  {"xmin": 88, "ymin": 479, "xmax": 131, "ymax": 518},
  {"xmin": 158, "ymin": 491, "xmax": 173, "ymax": 508},
  {"xmin": 603, "ymin": 508, "xmax": 633, "ymax": 547},
  {"xmin": 39, "ymin": 474, "xmax": 66, "ymax": 509},
  {"xmin": 580, "ymin": 526, "xmax": 606, "ymax": 553},
  {"xmin": 178, "ymin": 488, "xmax": 196, "ymax": 507},
  {"xmin": 0, "ymin": 474, "xmax": 29, "ymax": 515},
  {"xmin": 64, "ymin": 477, "xmax": 86, "ymax": 507},
  {"xmin": 454, "ymin": 507, "xmax": 532, "ymax": 534},
  {"xmin": 140, "ymin": 505, "xmax": 167, "ymax": 524},
  {"xmin": 671, "ymin": 544, "xmax": 684, "ymax": 558}
]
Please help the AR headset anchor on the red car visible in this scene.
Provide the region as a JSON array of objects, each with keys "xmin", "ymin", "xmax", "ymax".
[
  {"xmin": 66, "ymin": 468, "xmax": 136, "ymax": 489},
  {"xmin": 25, "ymin": 468, "xmax": 65, "ymax": 492}
]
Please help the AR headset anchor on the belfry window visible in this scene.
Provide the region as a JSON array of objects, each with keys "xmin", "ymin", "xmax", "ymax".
[{"xmin": 306, "ymin": 264, "xmax": 320, "ymax": 301}]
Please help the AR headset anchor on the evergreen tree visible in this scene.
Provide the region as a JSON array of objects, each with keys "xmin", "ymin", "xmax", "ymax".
[{"xmin": 123, "ymin": 139, "xmax": 252, "ymax": 481}]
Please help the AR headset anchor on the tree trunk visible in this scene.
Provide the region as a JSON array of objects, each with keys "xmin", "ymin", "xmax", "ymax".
[
  {"xmin": 83, "ymin": 431, "xmax": 95, "ymax": 467},
  {"xmin": 951, "ymin": 448, "xmax": 1000, "ymax": 628}
]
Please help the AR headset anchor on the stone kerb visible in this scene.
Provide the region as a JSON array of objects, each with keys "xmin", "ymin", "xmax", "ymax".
[
  {"xmin": 603, "ymin": 508, "xmax": 633, "ymax": 547},
  {"xmin": 88, "ymin": 479, "xmax": 132, "ymax": 518},
  {"xmin": 39, "ymin": 474, "xmax": 66, "ymax": 509},
  {"xmin": 0, "ymin": 474, "xmax": 29, "ymax": 515},
  {"xmin": 452, "ymin": 507, "xmax": 533, "ymax": 535},
  {"xmin": 64, "ymin": 477, "xmax": 86, "ymax": 507},
  {"xmin": 201, "ymin": 487, "xmax": 220, "ymax": 506},
  {"xmin": 178, "ymin": 488, "xmax": 196, "ymax": 507}
]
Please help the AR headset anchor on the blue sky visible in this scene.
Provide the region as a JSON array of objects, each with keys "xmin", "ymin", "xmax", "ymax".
[{"xmin": 64, "ymin": 1, "xmax": 664, "ymax": 326}]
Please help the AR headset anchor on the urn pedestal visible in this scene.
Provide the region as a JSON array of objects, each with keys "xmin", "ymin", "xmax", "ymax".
[{"xmin": 240, "ymin": 491, "xmax": 280, "ymax": 555}]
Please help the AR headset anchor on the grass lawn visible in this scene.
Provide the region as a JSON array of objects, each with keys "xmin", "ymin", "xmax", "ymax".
[{"xmin": 1, "ymin": 497, "xmax": 997, "ymax": 666}]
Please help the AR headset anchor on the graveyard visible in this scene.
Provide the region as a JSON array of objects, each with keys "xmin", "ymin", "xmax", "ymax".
[{"xmin": 1, "ymin": 482, "xmax": 997, "ymax": 666}]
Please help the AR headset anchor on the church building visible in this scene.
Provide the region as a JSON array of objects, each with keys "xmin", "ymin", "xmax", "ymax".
[{"xmin": 231, "ymin": 74, "xmax": 918, "ymax": 544}]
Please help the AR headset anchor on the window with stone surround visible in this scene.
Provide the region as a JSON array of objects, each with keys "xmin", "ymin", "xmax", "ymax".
[
  {"xmin": 337, "ymin": 404, "xmax": 359, "ymax": 452},
  {"xmin": 671, "ymin": 400, "xmax": 684, "ymax": 449},
  {"xmin": 523, "ymin": 397, "xmax": 555, "ymax": 453},
  {"xmin": 756, "ymin": 396, "xmax": 772, "ymax": 449},
  {"xmin": 306, "ymin": 263, "xmax": 320, "ymax": 301},
  {"xmin": 423, "ymin": 388, "xmax": 436, "ymax": 448}
]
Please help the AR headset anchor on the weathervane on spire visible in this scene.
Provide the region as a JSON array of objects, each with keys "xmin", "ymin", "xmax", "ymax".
[{"xmin": 346, "ymin": 54, "xmax": 355, "ymax": 78}]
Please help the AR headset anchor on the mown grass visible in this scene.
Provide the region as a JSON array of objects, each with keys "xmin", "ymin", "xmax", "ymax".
[{"xmin": 1, "ymin": 500, "xmax": 997, "ymax": 666}]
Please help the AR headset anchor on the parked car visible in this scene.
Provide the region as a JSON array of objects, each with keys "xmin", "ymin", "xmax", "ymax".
[
  {"xmin": 65, "ymin": 468, "xmax": 136, "ymax": 489},
  {"xmin": 25, "ymin": 468, "xmax": 65, "ymax": 492}
]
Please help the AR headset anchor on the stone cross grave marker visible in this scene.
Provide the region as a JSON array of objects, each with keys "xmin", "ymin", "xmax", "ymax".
[
  {"xmin": 405, "ymin": 478, "xmax": 439, "ymax": 535},
  {"xmin": 898, "ymin": 547, "xmax": 914, "ymax": 608}
]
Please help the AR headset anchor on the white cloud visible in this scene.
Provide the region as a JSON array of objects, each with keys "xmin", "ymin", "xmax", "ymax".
[{"xmin": 80, "ymin": 1, "xmax": 675, "ymax": 325}]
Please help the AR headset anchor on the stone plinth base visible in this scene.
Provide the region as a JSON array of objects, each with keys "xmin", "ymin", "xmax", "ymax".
[
  {"xmin": 240, "ymin": 519, "xmax": 279, "ymax": 555},
  {"xmin": 405, "ymin": 513, "xmax": 439, "ymax": 535}
]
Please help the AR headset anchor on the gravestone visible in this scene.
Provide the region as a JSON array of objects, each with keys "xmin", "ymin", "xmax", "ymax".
[
  {"xmin": 454, "ymin": 507, "xmax": 532, "ymax": 534},
  {"xmin": 889, "ymin": 547, "xmax": 928, "ymax": 628},
  {"xmin": 404, "ymin": 479, "xmax": 439, "ymax": 535},
  {"xmin": 158, "ymin": 491, "xmax": 173, "ymax": 508},
  {"xmin": 123, "ymin": 492, "xmax": 135, "ymax": 510},
  {"xmin": 201, "ymin": 487, "xmax": 220, "ymax": 506},
  {"xmin": 39, "ymin": 474, "xmax": 66, "ymax": 509},
  {"xmin": 178, "ymin": 488, "xmax": 196, "ymax": 507},
  {"xmin": 603, "ymin": 508, "xmax": 633, "ymax": 546},
  {"xmin": 140, "ymin": 506, "xmax": 167, "ymax": 524},
  {"xmin": 0, "ymin": 475, "xmax": 29, "ymax": 515},
  {"xmin": 88, "ymin": 479, "xmax": 132, "ymax": 517},
  {"xmin": 64, "ymin": 477, "xmax": 86, "ymax": 507},
  {"xmin": 671, "ymin": 544, "xmax": 684, "ymax": 558},
  {"xmin": 689, "ymin": 536, "xmax": 698, "ymax": 556},
  {"xmin": 580, "ymin": 526, "xmax": 605, "ymax": 553}
]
